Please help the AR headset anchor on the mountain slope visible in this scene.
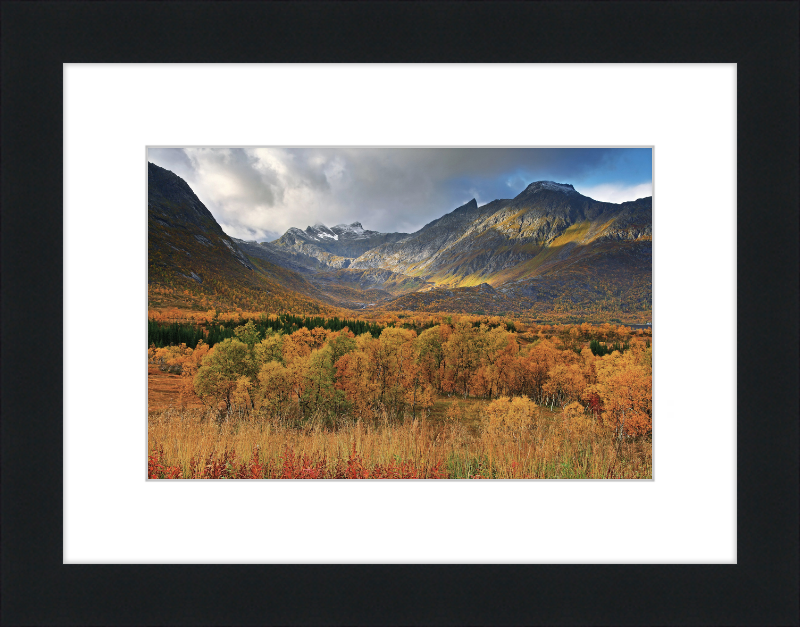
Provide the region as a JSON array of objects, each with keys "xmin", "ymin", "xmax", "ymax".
[
  {"xmin": 271, "ymin": 221, "xmax": 408, "ymax": 268},
  {"xmin": 148, "ymin": 162, "xmax": 338, "ymax": 315},
  {"xmin": 350, "ymin": 198, "xmax": 512, "ymax": 276},
  {"xmin": 231, "ymin": 238, "xmax": 430, "ymax": 309},
  {"xmin": 350, "ymin": 182, "xmax": 651, "ymax": 290},
  {"xmin": 374, "ymin": 236, "xmax": 651, "ymax": 318},
  {"xmin": 232, "ymin": 237, "xmax": 328, "ymax": 274}
]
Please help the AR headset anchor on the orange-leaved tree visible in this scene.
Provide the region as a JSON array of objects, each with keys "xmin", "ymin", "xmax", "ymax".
[
  {"xmin": 193, "ymin": 338, "xmax": 257, "ymax": 413},
  {"xmin": 593, "ymin": 343, "xmax": 652, "ymax": 437}
]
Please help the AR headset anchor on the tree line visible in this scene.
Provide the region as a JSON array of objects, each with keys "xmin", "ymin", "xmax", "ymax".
[
  {"xmin": 148, "ymin": 314, "xmax": 387, "ymax": 349},
  {"xmin": 149, "ymin": 318, "xmax": 652, "ymax": 438},
  {"xmin": 589, "ymin": 338, "xmax": 630, "ymax": 356}
]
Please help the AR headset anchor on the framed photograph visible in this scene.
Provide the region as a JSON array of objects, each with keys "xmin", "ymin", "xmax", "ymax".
[
  {"xmin": 71, "ymin": 66, "xmax": 715, "ymax": 565},
  {"xmin": 3, "ymin": 2, "xmax": 797, "ymax": 625}
]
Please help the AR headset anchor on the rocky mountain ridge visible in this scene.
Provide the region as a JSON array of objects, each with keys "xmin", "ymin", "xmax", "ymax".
[
  {"xmin": 347, "ymin": 182, "xmax": 651, "ymax": 289},
  {"xmin": 271, "ymin": 220, "xmax": 408, "ymax": 267},
  {"xmin": 149, "ymin": 163, "xmax": 651, "ymax": 319}
]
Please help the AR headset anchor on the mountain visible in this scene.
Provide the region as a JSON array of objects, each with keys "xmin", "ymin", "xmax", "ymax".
[
  {"xmin": 231, "ymin": 237, "xmax": 328, "ymax": 274},
  {"xmin": 149, "ymin": 164, "xmax": 651, "ymax": 321},
  {"xmin": 349, "ymin": 197, "xmax": 511, "ymax": 276},
  {"xmin": 343, "ymin": 181, "xmax": 651, "ymax": 318},
  {"xmin": 350, "ymin": 182, "xmax": 650, "ymax": 288},
  {"xmin": 149, "ymin": 163, "xmax": 427, "ymax": 312},
  {"xmin": 148, "ymin": 162, "xmax": 339, "ymax": 315},
  {"xmin": 148, "ymin": 161, "xmax": 254, "ymax": 280},
  {"xmin": 271, "ymin": 221, "xmax": 408, "ymax": 268}
]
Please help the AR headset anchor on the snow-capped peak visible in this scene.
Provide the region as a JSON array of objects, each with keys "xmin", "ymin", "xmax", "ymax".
[
  {"xmin": 526, "ymin": 181, "xmax": 577, "ymax": 194},
  {"xmin": 332, "ymin": 221, "xmax": 366, "ymax": 235},
  {"xmin": 307, "ymin": 223, "xmax": 338, "ymax": 240}
]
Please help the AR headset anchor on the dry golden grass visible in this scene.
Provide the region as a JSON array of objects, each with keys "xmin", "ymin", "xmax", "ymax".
[{"xmin": 148, "ymin": 398, "xmax": 652, "ymax": 479}]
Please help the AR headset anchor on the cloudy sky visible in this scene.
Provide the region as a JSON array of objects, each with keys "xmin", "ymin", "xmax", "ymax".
[{"xmin": 148, "ymin": 147, "xmax": 652, "ymax": 242}]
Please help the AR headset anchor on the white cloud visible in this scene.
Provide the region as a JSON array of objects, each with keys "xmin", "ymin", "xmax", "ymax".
[
  {"xmin": 576, "ymin": 182, "xmax": 653, "ymax": 203},
  {"xmin": 149, "ymin": 147, "xmax": 468, "ymax": 240}
]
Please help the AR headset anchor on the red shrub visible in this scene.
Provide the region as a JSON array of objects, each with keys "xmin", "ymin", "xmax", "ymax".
[
  {"xmin": 276, "ymin": 446, "xmax": 327, "ymax": 479},
  {"xmin": 150, "ymin": 444, "xmax": 450, "ymax": 479},
  {"xmin": 148, "ymin": 446, "xmax": 182, "ymax": 479},
  {"xmin": 587, "ymin": 392, "xmax": 604, "ymax": 416}
]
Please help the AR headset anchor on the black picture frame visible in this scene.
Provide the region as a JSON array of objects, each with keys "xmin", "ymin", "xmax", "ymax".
[{"xmin": 2, "ymin": 2, "xmax": 798, "ymax": 625}]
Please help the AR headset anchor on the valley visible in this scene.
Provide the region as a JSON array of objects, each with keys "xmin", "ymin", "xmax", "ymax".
[{"xmin": 147, "ymin": 156, "xmax": 653, "ymax": 479}]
